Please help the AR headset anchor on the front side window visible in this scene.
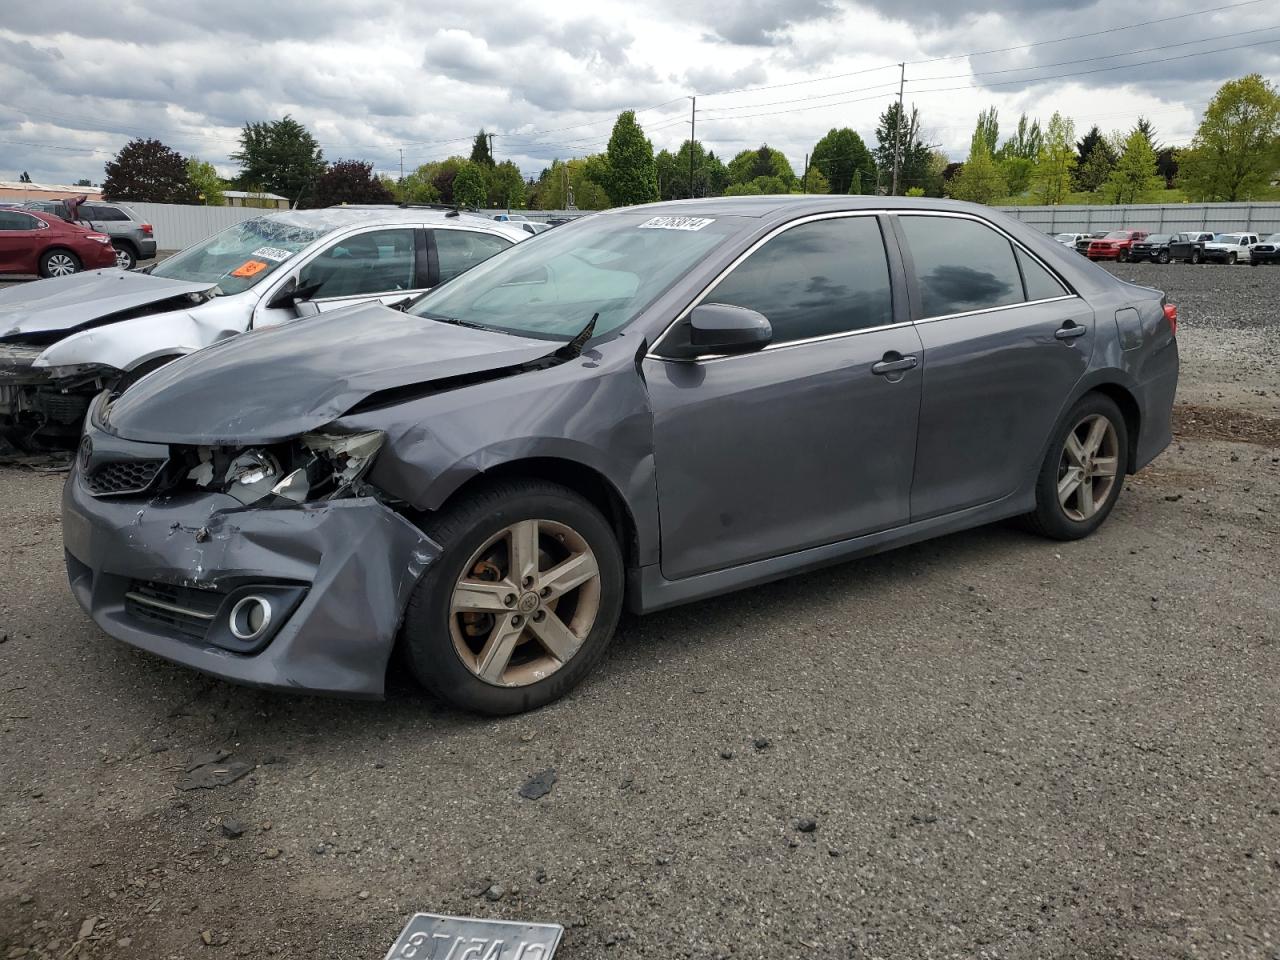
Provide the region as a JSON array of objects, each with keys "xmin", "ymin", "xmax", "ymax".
[
  {"xmin": 899, "ymin": 216, "xmax": 1023, "ymax": 318},
  {"xmin": 701, "ymin": 216, "xmax": 893, "ymax": 343},
  {"xmin": 299, "ymin": 228, "xmax": 417, "ymax": 299},
  {"xmin": 151, "ymin": 217, "xmax": 325, "ymax": 295},
  {"xmin": 434, "ymin": 230, "xmax": 512, "ymax": 283}
]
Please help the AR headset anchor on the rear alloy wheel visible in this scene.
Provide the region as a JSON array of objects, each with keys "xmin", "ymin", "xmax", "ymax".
[
  {"xmin": 1228, "ymin": 252, "xmax": 1238, "ymax": 265},
  {"xmin": 1190, "ymin": 250, "xmax": 1202, "ymax": 264},
  {"xmin": 39, "ymin": 249, "xmax": 81, "ymax": 278},
  {"xmin": 1024, "ymin": 394, "xmax": 1129, "ymax": 541},
  {"xmin": 402, "ymin": 479, "xmax": 623, "ymax": 714},
  {"xmin": 113, "ymin": 244, "xmax": 137, "ymax": 270}
]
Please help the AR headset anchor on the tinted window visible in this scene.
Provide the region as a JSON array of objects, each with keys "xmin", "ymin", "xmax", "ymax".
[
  {"xmin": 299, "ymin": 228, "xmax": 416, "ymax": 298},
  {"xmin": 0, "ymin": 211, "xmax": 42, "ymax": 231},
  {"xmin": 705, "ymin": 216, "xmax": 892, "ymax": 343},
  {"xmin": 435, "ymin": 229, "xmax": 512, "ymax": 283},
  {"xmin": 900, "ymin": 216, "xmax": 1023, "ymax": 318},
  {"xmin": 85, "ymin": 205, "xmax": 130, "ymax": 221},
  {"xmin": 1015, "ymin": 248, "xmax": 1067, "ymax": 302}
]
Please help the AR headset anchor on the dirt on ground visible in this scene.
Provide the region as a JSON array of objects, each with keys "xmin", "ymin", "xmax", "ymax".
[{"xmin": 1, "ymin": 262, "xmax": 1278, "ymax": 960}]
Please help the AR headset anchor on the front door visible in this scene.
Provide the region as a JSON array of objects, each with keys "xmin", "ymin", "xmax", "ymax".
[
  {"xmin": 0, "ymin": 211, "xmax": 45, "ymax": 273},
  {"xmin": 893, "ymin": 213, "xmax": 1094, "ymax": 520},
  {"xmin": 644, "ymin": 214, "xmax": 923, "ymax": 581}
]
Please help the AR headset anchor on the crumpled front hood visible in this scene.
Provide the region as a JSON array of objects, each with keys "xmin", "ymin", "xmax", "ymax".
[
  {"xmin": 0, "ymin": 269, "xmax": 217, "ymax": 339},
  {"xmin": 103, "ymin": 302, "xmax": 557, "ymax": 445}
]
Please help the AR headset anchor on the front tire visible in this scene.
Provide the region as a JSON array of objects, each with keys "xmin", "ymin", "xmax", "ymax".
[
  {"xmin": 402, "ymin": 479, "xmax": 624, "ymax": 715},
  {"xmin": 1227, "ymin": 252, "xmax": 1238, "ymax": 265},
  {"xmin": 1158, "ymin": 250, "xmax": 1170, "ymax": 264},
  {"xmin": 39, "ymin": 249, "xmax": 81, "ymax": 278},
  {"xmin": 1024, "ymin": 394, "xmax": 1129, "ymax": 541},
  {"xmin": 1190, "ymin": 250, "xmax": 1202, "ymax": 264}
]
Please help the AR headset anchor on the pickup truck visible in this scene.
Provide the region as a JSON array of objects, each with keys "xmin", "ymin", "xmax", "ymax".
[
  {"xmin": 1082, "ymin": 230, "xmax": 1148, "ymax": 262},
  {"xmin": 1167, "ymin": 231, "xmax": 1216, "ymax": 264},
  {"xmin": 1127, "ymin": 234, "xmax": 1175, "ymax": 263},
  {"xmin": 1250, "ymin": 233, "xmax": 1280, "ymax": 265},
  {"xmin": 1202, "ymin": 232, "xmax": 1260, "ymax": 264}
]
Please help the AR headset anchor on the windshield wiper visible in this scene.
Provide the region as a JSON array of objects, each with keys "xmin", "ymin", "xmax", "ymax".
[{"xmin": 421, "ymin": 314, "xmax": 499, "ymax": 333}]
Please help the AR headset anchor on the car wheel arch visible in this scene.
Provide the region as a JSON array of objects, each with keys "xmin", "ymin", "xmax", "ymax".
[{"xmin": 1047, "ymin": 379, "xmax": 1142, "ymax": 476}]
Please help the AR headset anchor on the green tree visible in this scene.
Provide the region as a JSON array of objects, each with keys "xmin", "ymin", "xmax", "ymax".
[
  {"xmin": 800, "ymin": 166, "xmax": 831, "ymax": 193},
  {"xmin": 809, "ymin": 127, "xmax": 875, "ymax": 194},
  {"xmin": 950, "ymin": 139, "xmax": 1007, "ymax": 204},
  {"xmin": 873, "ymin": 102, "xmax": 931, "ymax": 194},
  {"xmin": 534, "ymin": 157, "xmax": 611, "ymax": 210},
  {"xmin": 232, "ymin": 115, "xmax": 326, "ymax": 206},
  {"xmin": 657, "ymin": 141, "xmax": 727, "ymax": 199},
  {"xmin": 1103, "ymin": 127, "xmax": 1163, "ymax": 204},
  {"xmin": 470, "ymin": 129, "xmax": 495, "ymax": 168},
  {"xmin": 998, "ymin": 114, "xmax": 1042, "ymax": 161},
  {"xmin": 1075, "ymin": 125, "xmax": 1110, "ymax": 166},
  {"xmin": 73, "ymin": 178, "xmax": 92, "ymax": 187},
  {"xmin": 488, "ymin": 159, "xmax": 527, "ymax": 208},
  {"xmin": 999, "ymin": 156, "xmax": 1034, "ymax": 196},
  {"xmin": 1179, "ymin": 73, "xmax": 1280, "ymax": 201},
  {"xmin": 186, "ymin": 158, "xmax": 226, "ymax": 205},
  {"xmin": 451, "ymin": 161, "xmax": 488, "ymax": 208},
  {"xmin": 305, "ymin": 159, "xmax": 394, "ymax": 208},
  {"xmin": 603, "ymin": 110, "xmax": 658, "ymax": 206},
  {"xmin": 1075, "ymin": 142, "xmax": 1115, "ymax": 194},
  {"xmin": 397, "ymin": 163, "xmax": 442, "ymax": 203},
  {"xmin": 102, "ymin": 138, "xmax": 197, "ymax": 203},
  {"xmin": 1031, "ymin": 112, "xmax": 1077, "ymax": 204},
  {"xmin": 724, "ymin": 175, "xmax": 789, "ymax": 196},
  {"xmin": 18, "ymin": 171, "xmax": 32, "ymax": 183},
  {"xmin": 972, "ymin": 106, "xmax": 1000, "ymax": 156},
  {"xmin": 727, "ymin": 145, "xmax": 795, "ymax": 187}
]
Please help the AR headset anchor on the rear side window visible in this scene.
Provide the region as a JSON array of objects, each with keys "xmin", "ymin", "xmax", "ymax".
[
  {"xmin": 1015, "ymin": 248, "xmax": 1067, "ymax": 301},
  {"xmin": 0, "ymin": 211, "xmax": 43, "ymax": 231},
  {"xmin": 899, "ymin": 216, "xmax": 1023, "ymax": 318},
  {"xmin": 86, "ymin": 205, "xmax": 130, "ymax": 221},
  {"xmin": 705, "ymin": 216, "xmax": 893, "ymax": 343},
  {"xmin": 435, "ymin": 230, "xmax": 512, "ymax": 283}
]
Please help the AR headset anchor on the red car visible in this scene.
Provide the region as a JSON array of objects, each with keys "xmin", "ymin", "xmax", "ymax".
[
  {"xmin": 0, "ymin": 207, "xmax": 117, "ymax": 278},
  {"xmin": 1086, "ymin": 230, "xmax": 1149, "ymax": 262}
]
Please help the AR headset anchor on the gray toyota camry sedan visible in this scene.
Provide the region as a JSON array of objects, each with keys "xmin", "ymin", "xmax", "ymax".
[{"xmin": 62, "ymin": 197, "xmax": 1178, "ymax": 714}]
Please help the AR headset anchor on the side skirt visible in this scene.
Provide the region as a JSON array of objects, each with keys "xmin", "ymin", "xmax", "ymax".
[{"xmin": 627, "ymin": 492, "xmax": 1033, "ymax": 615}]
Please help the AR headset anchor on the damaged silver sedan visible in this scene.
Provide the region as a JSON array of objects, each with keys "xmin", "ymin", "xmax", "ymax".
[{"xmin": 63, "ymin": 197, "xmax": 1178, "ymax": 714}]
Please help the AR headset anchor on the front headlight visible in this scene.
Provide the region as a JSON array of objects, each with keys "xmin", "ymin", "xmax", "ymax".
[
  {"xmin": 185, "ymin": 430, "xmax": 385, "ymax": 505},
  {"xmin": 270, "ymin": 430, "xmax": 385, "ymax": 503},
  {"xmin": 39, "ymin": 362, "xmax": 117, "ymax": 382}
]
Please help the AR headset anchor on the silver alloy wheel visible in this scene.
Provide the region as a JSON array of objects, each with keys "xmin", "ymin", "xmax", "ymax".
[
  {"xmin": 45, "ymin": 253, "xmax": 78, "ymax": 277},
  {"xmin": 449, "ymin": 519, "xmax": 602, "ymax": 687},
  {"xmin": 1057, "ymin": 413, "xmax": 1120, "ymax": 522},
  {"xmin": 114, "ymin": 247, "xmax": 133, "ymax": 269}
]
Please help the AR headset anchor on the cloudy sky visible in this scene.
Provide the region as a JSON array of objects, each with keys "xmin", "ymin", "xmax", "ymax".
[{"xmin": 1, "ymin": 0, "xmax": 1276, "ymax": 187}]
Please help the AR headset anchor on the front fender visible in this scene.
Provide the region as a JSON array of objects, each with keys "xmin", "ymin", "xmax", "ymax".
[{"xmin": 34, "ymin": 302, "xmax": 249, "ymax": 372}]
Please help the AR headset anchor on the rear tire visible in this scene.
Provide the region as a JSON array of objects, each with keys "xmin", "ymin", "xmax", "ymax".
[
  {"xmin": 112, "ymin": 244, "xmax": 137, "ymax": 270},
  {"xmin": 1023, "ymin": 393, "xmax": 1129, "ymax": 542},
  {"xmin": 39, "ymin": 249, "xmax": 81, "ymax": 278},
  {"xmin": 401, "ymin": 479, "xmax": 624, "ymax": 715},
  {"xmin": 1227, "ymin": 252, "xmax": 1238, "ymax": 265},
  {"xmin": 1190, "ymin": 250, "xmax": 1202, "ymax": 264}
]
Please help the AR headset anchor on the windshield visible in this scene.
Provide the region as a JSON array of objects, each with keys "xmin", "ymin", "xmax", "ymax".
[
  {"xmin": 1146, "ymin": 235, "xmax": 1171, "ymax": 243},
  {"xmin": 407, "ymin": 212, "xmax": 742, "ymax": 340},
  {"xmin": 1214, "ymin": 233, "xmax": 1242, "ymax": 242},
  {"xmin": 1054, "ymin": 233, "xmax": 1076, "ymax": 241},
  {"xmin": 151, "ymin": 217, "xmax": 325, "ymax": 295},
  {"xmin": 1103, "ymin": 231, "xmax": 1131, "ymax": 239},
  {"xmin": 1266, "ymin": 234, "xmax": 1280, "ymax": 243}
]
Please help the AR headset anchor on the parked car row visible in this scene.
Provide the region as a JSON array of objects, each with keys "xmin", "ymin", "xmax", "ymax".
[
  {"xmin": 1054, "ymin": 228, "xmax": 1279, "ymax": 264},
  {"xmin": 1, "ymin": 195, "xmax": 1182, "ymax": 714}
]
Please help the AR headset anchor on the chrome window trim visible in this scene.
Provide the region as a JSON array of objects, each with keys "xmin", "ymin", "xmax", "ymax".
[
  {"xmin": 912, "ymin": 294, "xmax": 1080, "ymax": 325},
  {"xmin": 647, "ymin": 210, "xmax": 894, "ymax": 362}
]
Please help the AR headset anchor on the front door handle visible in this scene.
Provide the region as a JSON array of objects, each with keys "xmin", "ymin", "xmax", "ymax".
[
  {"xmin": 1055, "ymin": 322, "xmax": 1088, "ymax": 340},
  {"xmin": 871, "ymin": 354, "xmax": 919, "ymax": 376}
]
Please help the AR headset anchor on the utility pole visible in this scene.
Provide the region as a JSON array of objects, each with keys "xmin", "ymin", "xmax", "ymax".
[
  {"xmin": 487, "ymin": 133, "xmax": 496, "ymax": 162},
  {"xmin": 891, "ymin": 62, "xmax": 905, "ymax": 196},
  {"xmin": 688, "ymin": 96, "xmax": 697, "ymax": 199},
  {"xmin": 399, "ymin": 148, "xmax": 404, "ymax": 181},
  {"xmin": 803, "ymin": 152, "xmax": 809, "ymax": 193}
]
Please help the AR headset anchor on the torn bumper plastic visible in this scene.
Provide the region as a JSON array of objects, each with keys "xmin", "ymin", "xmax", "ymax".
[{"xmin": 61, "ymin": 466, "xmax": 440, "ymax": 697}]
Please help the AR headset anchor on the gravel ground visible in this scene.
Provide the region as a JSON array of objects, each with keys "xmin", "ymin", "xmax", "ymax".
[{"xmin": 1, "ymin": 263, "xmax": 1278, "ymax": 960}]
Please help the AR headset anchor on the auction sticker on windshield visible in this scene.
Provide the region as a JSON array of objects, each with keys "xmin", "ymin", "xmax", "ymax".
[
  {"xmin": 229, "ymin": 260, "xmax": 269, "ymax": 278},
  {"xmin": 638, "ymin": 216, "xmax": 715, "ymax": 231},
  {"xmin": 385, "ymin": 913, "xmax": 562, "ymax": 960},
  {"xmin": 251, "ymin": 246, "xmax": 295, "ymax": 262}
]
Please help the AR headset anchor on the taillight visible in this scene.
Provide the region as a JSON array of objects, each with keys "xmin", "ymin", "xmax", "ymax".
[
  {"xmin": 140, "ymin": 223, "xmax": 153, "ymax": 235},
  {"xmin": 1163, "ymin": 303, "xmax": 1178, "ymax": 336}
]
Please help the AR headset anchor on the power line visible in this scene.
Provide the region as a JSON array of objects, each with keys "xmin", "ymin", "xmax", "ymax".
[{"xmin": 697, "ymin": 91, "xmax": 897, "ymax": 124}]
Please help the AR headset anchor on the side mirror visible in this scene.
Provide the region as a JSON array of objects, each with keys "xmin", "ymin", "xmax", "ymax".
[
  {"xmin": 687, "ymin": 302, "xmax": 772, "ymax": 356},
  {"xmin": 267, "ymin": 277, "xmax": 321, "ymax": 309}
]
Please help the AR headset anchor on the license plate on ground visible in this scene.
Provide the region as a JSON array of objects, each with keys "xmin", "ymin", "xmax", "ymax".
[{"xmin": 385, "ymin": 913, "xmax": 563, "ymax": 960}]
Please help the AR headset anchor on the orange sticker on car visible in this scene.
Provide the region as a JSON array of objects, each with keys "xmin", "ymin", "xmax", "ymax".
[{"xmin": 230, "ymin": 259, "xmax": 268, "ymax": 278}]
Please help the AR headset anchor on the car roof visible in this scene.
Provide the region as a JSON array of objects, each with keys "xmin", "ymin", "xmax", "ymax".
[{"xmin": 232, "ymin": 206, "xmax": 528, "ymax": 240}]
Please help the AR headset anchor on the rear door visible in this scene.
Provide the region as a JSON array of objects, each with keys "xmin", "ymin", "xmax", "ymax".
[
  {"xmin": 895, "ymin": 213, "xmax": 1092, "ymax": 520},
  {"xmin": 644, "ymin": 213, "xmax": 923, "ymax": 580}
]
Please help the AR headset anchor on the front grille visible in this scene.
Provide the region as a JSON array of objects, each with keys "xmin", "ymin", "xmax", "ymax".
[
  {"xmin": 86, "ymin": 458, "xmax": 165, "ymax": 496},
  {"xmin": 124, "ymin": 579, "xmax": 225, "ymax": 641},
  {"xmin": 33, "ymin": 391, "xmax": 92, "ymax": 425}
]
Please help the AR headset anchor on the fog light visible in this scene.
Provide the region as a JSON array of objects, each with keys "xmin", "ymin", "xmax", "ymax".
[{"xmin": 228, "ymin": 595, "xmax": 273, "ymax": 641}]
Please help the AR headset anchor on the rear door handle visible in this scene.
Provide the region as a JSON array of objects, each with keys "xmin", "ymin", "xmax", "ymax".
[
  {"xmin": 871, "ymin": 354, "xmax": 919, "ymax": 376},
  {"xmin": 1055, "ymin": 322, "xmax": 1088, "ymax": 340}
]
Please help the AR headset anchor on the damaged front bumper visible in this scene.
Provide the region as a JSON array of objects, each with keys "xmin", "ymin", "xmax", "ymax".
[
  {"xmin": 62, "ymin": 465, "xmax": 441, "ymax": 697},
  {"xmin": 0, "ymin": 342, "xmax": 104, "ymax": 450}
]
